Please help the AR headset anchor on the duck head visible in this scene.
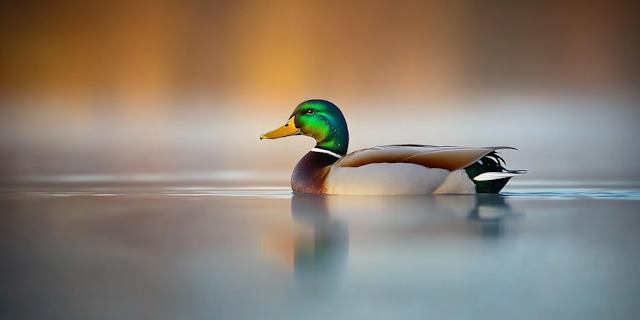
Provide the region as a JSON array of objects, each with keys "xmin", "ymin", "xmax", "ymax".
[{"xmin": 260, "ymin": 100, "xmax": 349, "ymax": 155}]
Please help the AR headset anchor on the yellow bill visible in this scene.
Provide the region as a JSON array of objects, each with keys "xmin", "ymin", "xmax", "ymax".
[{"xmin": 260, "ymin": 117, "xmax": 300, "ymax": 140}]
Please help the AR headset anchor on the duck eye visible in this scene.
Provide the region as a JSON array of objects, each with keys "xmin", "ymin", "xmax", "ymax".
[{"xmin": 307, "ymin": 109, "xmax": 315, "ymax": 115}]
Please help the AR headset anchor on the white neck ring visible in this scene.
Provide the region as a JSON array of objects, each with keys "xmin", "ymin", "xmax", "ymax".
[{"xmin": 310, "ymin": 147, "xmax": 342, "ymax": 159}]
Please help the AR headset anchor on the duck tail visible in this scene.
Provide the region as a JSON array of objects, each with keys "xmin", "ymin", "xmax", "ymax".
[{"xmin": 464, "ymin": 151, "xmax": 527, "ymax": 194}]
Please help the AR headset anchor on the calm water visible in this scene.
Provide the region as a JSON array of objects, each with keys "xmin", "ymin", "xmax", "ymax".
[{"xmin": 1, "ymin": 183, "xmax": 640, "ymax": 320}]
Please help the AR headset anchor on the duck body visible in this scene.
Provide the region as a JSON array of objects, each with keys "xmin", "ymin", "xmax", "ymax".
[{"xmin": 262, "ymin": 100, "xmax": 526, "ymax": 195}]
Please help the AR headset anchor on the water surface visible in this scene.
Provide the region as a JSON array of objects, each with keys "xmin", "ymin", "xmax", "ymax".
[{"xmin": 1, "ymin": 183, "xmax": 640, "ymax": 320}]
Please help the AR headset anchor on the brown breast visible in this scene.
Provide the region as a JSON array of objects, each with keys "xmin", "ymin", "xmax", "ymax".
[{"xmin": 291, "ymin": 151, "xmax": 339, "ymax": 193}]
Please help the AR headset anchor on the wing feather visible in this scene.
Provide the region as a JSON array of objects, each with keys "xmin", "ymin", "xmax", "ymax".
[{"xmin": 335, "ymin": 145, "xmax": 514, "ymax": 171}]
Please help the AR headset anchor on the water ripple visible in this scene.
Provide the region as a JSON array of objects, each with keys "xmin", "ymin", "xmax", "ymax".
[
  {"xmin": 2, "ymin": 187, "xmax": 640, "ymax": 200},
  {"xmin": 503, "ymin": 189, "xmax": 640, "ymax": 199}
]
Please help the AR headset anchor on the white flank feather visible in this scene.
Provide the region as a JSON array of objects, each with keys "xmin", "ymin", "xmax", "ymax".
[
  {"xmin": 433, "ymin": 169, "xmax": 476, "ymax": 194},
  {"xmin": 324, "ymin": 163, "xmax": 450, "ymax": 195},
  {"xmin": 473, "ymin": 171, "xmax": 524, "ymax": 181}
]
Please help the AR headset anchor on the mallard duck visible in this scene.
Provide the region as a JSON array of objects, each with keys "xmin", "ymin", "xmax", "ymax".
[{"xmin": 261, "ymin": 100, "xmax": 526, "ymax": 195}]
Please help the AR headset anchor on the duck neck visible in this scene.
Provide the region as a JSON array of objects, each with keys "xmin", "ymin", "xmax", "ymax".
[
  {"xmin": 315, "ymin": 124, "xmax": 349, "ymax": 156},
  {"xmin": 292, "ymin": 118, "xmax": 348, "ymax": 193}
]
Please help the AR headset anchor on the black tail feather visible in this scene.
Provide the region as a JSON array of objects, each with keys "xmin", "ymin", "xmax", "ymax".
[{"xmin": 464, "ymin": 151, "xmax": 523, "ymax": 194}]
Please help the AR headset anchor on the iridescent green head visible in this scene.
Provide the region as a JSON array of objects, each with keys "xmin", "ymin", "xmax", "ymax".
[{"xmin": 260, "ymin": 100, "xmax": 349, "ymax": 155}]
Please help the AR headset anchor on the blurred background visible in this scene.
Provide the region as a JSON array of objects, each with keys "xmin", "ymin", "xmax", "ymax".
[{"xmin": 1, "ymin": 0, "xmax": 639, "ymax": 185}]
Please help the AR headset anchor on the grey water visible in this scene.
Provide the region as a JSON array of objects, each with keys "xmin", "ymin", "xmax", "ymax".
[{"xmin": 1, "ymin": 182, "xmax": 640, "ymax": 320}]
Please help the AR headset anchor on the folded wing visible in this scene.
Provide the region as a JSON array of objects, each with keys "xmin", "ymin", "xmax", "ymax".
[{"xmin": 335, "ymin": 145, "xmax": 516, "ymax": 171}]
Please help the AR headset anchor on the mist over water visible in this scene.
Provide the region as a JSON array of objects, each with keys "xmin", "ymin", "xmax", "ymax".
[{"xmin": 1, "ymin": 94, "xmax": 639, "ymax": 184}]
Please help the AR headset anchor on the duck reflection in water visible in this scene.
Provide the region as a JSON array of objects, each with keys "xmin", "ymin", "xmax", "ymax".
[
  {"xmin": 262, "ymin": 194, "xmax": 349, "ymax": 281},
  {"xmin": 467, "ymin": 195, "xmax": 519, "ymax": 237},
  {"xmin": 262, "ymin": 193, "xmax": 519, "ymax": 277}
]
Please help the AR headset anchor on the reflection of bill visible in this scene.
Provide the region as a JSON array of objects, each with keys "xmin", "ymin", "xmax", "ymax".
[{"xmin": 261, "ymin": 194, "xmax": 519, "ymax": 275}]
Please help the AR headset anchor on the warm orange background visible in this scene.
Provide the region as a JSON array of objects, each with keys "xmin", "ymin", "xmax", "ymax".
[{"xmin": 1, "ymin": 0, "xmax": 639, "ymax": 182}]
